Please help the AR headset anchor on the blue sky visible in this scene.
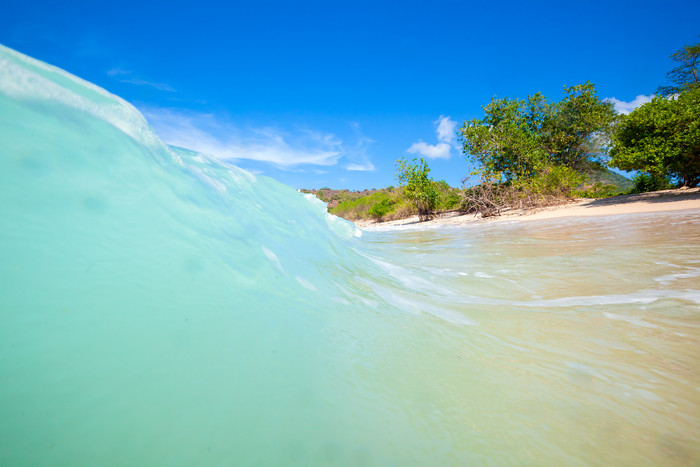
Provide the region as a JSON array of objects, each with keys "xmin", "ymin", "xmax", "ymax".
[{"xmin": 2, "ymin": 0, "xmax": 699, "ymax": 190}]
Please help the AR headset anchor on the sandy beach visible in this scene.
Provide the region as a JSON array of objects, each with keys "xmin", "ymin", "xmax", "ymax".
[{"xmin": 356, "ymin": 187, "xmax": 700, "ymax": 230}]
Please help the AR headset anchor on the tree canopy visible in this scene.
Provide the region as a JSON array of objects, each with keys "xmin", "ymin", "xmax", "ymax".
[
  {"xmin": 459, "ymin": 82, "xmax": 617, "ymax": 184},
  {"xmin": 656, "ymin": 39, "xmax": 700, "ymax": 97},
  {"xmin": 610, "ymin": 87, "xmax": 700, "ymax": 187},
  {"xmin": 459, "ymin": 92, "xmax": 547, "ymax": 182},
  {"xmin": 544, "ymin": 83, "xmax": 618, "ymax": 173}
]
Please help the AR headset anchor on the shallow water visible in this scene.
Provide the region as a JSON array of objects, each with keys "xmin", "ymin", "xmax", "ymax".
[
  {"xmin": 357, "ymin": 214, "xmax": 700, "ymax": 465},
  {"xmin": 1, "ymin": 44, "xmax": 699, "ymax": 466}
]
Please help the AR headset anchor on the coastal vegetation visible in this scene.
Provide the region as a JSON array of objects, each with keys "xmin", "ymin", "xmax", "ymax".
[
  {"xmin": 301, "ymin": 169, "xmax": 628, "ymax": 222},
  {"xmin": 655, "ymin": 40, "xmax": 700, "ymax": 97},
  {"xmin": 302, "ymin": 177, "xmax": 462, "ymax": 222},
  {"xmin": 610, "ymin": 87, "xmax": 699, "ymax": 188},
  {"xmin": 395, "ymin": 157, "xmax": 439, "ymax": 221},
  {"xmin": 458, "ymin": 81, "xmax": 616, "ymax": 216},
  {"xmin": 610, "ymin": 39, "xmax": 699, "ymax": 188},
  {"xmin": 306, "ymin": 39, "xmax": 699, "ymax": 222}
]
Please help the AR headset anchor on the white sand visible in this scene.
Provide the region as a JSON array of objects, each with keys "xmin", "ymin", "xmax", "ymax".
[{"xmin": 355, "ymin": 188, "xmax": 700, "ymax": 231}]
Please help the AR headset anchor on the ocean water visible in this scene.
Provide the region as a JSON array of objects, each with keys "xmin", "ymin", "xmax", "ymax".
[{"xmin": 1, "ymin": 44, "xmax": 699, "ymax": 466}]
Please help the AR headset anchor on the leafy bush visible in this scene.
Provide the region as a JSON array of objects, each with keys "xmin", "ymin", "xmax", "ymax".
[
  {"xmin": 368, "ymin": 195, "xmax": 394, "ymax": 219},
  {"xmin": 329, "ymin": 189, "xmax": 402, "ymax": 221},
  {"xmin": 521, "ymin": 165, "xmax": 584, "ymax": 197},
  {"xmin": 433, "ymin": 180, "xmax": 462, "ymax": 210},
  {"xmin": 331, "ymin": 197, "xmax": 371, "ymax": 220},
  {"xmin": 395, "ymin": 158, "xmax": 439, "ymax": 221},
  {"xmin": 629, "ymin": 173, "xmax": 674, "ymax": 194}
]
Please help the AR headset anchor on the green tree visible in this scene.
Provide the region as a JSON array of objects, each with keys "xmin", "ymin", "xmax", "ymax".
[
  {"xmin": 395, "ymin": 157, "xmax": 439, "ymax": 221},
  {"xmin": 657, "ymin": 39, "xmax": 700, "ymax": 97},
  {"xmin": 460, "ymin": 82, "xmax": 617, "ymax": 184},
  {"xmin": 543, "ymin": 82, "xmax": 618, "ymax": 173},
  {"xmin": 460, "ymin": 93, "xmax": 548, "ymax": 182},
  {"xmin": 610, "ymin": 87, "xmax": 700, "ymax": 187}
]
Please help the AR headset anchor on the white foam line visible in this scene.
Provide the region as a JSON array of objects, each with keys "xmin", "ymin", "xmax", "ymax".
[
  {"xmin": 654, "ymin": 267, "xmax": 700, "ymax": 284},
  {"xmin": 454, "ymin": 289, "xmax": 700, "ymax": 308}
]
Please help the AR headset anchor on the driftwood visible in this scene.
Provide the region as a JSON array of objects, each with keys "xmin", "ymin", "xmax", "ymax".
[{"xmin": 461, "ymin": 182, "xmax": 572, "ymax": 218}]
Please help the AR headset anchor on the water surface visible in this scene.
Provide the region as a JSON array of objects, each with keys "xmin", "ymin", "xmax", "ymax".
[{"xmin": 1, "ymin": 44, "xmax": 699, "ymax": 466}]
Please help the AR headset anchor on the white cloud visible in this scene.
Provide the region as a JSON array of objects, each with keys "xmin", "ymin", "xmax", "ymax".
[
  {"xmin": 607, "ymin": 95, "xmax": 654, "ymax": 115},
  {"xmin": 435, "ymin": 115, "xmax": 458, "ymax": 145},
  {"xmin": 346, "ymin": 161, "xmax": 376, "ymax": 171},
  {"xmin": 141, "ymin": 107, "xmax": 354, "ymax": 168},
  {"xmin": 407, "ymin": 115, "xmax": 459, "ymax": 159},
  {"xmin": 407, "ymin": 141, "xmax": 452, "ymax": 159}
]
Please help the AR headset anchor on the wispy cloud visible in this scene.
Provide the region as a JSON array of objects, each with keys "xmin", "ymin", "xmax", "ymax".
[
  {"xmin": 107, "ymin": 67, "xmax": 176, "ymax": 92},
  {"xmin": 346, "ymin": 162, "xmax": 376, "ymax": 171},
  {"xmin": 407, "ymin": 115, "xmax": 458, "ymax": 159},
  {"xmin": 106, "ymin": 67, "xmax": 129, "ymax": 77},
  {"xmin": 141, "ymin": 107, "xmax": 371, "ymax": 169},
  {"xmin": 343, "ymin": 122, "xmax": 376, "ymax": 171},
  {"xmin": 606, "ymin": 95, "xmax": 653, "ymax": 115}
]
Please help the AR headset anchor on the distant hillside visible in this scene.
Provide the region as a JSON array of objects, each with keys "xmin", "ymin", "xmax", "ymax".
[
  {"xmin": 584, "ymin": 169, "xmax": 634, "ymax": 190},
  {"xmin": 301, "ymin": 183, "xmax": 462, "ymax": 222},
  {"xmin": 300, "ymin": 187, "xmax": 390, "ymax": 209}
]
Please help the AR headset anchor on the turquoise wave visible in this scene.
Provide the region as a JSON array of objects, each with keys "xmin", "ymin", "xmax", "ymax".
[{"xmin": 0, "ymin": 44, "xmax": 391, "ymax": 466}]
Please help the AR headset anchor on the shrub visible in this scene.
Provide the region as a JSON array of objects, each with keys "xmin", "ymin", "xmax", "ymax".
[
  {"xmin": 522, "ymin": 165, "xmax": 584, "ymax": 197},
  {"xmin": 395, "ymin": 158, "xmax": 439, "ymax": 221},
  {"xmin": 462, "ymin": 166, "xmax": 581, "ymax": 218},
  {"xmin": 329, "ymin": 189, "xmax": 401, "ymax": 221},
  {"xmin": 629, "ymin": 173, "xmax": 674, "ymax": 194},
  {"xmin": 368, "ymin": 195, "xmax": 394, "ymax": 219},
  {"xmin": 433, "ymin": 180, "xmax": 462, "ymax": 210}
]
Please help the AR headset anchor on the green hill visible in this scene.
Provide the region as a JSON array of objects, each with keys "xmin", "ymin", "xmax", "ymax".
[{"xmin": 584, "ymin": 169, "xmax": 634, "ymax": 190}]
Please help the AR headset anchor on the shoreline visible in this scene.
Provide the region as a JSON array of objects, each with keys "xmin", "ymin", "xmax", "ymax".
[{"xmin": 355, "ymin": 187, "xmax": 700, "ymax": 231}]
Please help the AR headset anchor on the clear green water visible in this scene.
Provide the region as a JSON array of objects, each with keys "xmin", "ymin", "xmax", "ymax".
[{"xmin": 1, "ymin": 44, "xmax": 699, "ymax": 466}]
